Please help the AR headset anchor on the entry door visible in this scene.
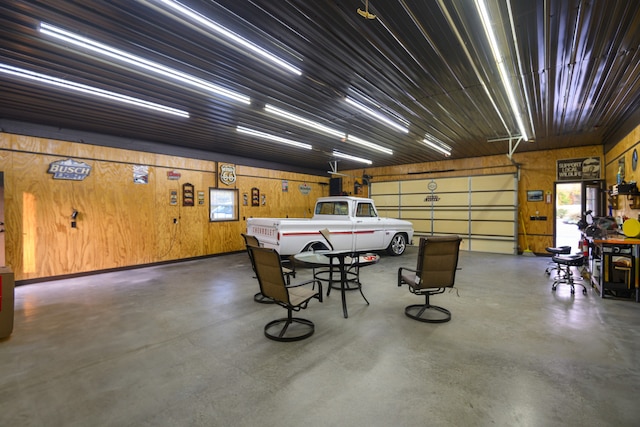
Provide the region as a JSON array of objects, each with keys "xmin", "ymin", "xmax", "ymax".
[{"xmin": 554, "ymin": 180, "xmax": 604, "ymax": 252}]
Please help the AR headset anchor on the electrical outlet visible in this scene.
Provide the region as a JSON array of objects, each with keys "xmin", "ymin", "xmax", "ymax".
[{"xmin": 173, "ymin": 218, "xmax": 178, "ymax": 224}]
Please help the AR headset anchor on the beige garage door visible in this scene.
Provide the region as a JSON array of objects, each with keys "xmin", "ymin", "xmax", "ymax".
[{"xmin": 371, "ymin": 174, "xmax": 517, "ymax": 254}]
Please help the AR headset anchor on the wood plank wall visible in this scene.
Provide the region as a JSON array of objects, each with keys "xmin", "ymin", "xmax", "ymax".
[
  {"xmin": 4, "ymin": 125, "xmax": 635, "ymax": 280},
  {"xmin": 343, "ymin": 145, "xmax": 604, "ymax": 255},
  {"xmin": 0, "ymin": 133, "xmax": 329, "ymax": 281}
]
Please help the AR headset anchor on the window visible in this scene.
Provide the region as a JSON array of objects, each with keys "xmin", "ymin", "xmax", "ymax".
[
  {"xmin": 210, "ymin": 188, "xmax": 238, "ymax": 221},
  {"xmin": 315, "ymin": 201, "xmax": 349, "ymax": 215},
  {"xmin": 356, "ymin": 202, "xmax": 377, "ymax": 217}
]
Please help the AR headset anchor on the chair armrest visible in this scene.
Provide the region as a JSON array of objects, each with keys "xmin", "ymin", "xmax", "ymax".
[
  {"xmin": 286, "ymin": 279, "xmax": 323, "ymax": 302},
  {"xmin": 398, "ymin": 267, "xmax": 418, "ymax": 286}
]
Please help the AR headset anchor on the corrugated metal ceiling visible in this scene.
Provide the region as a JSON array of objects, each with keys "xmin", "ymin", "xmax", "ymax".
[{"xmin": 1, "ymin": 0, "xmax": 639, "ymax": 175}]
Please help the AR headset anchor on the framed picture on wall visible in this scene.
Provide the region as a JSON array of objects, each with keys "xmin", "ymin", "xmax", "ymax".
[{"xmin": 527, "ymin": 190, "xmax": 544, "ymax": 202}]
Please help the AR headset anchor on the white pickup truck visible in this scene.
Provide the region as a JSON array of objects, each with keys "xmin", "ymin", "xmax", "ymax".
[{"xmin": 246, "ymin": 196, "xmax": 414, "ymax": 256}]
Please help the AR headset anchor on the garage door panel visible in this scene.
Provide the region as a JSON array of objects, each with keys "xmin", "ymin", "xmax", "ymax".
[
  {"xmin": 472, "ymin": 175, "xmax": 515, "ymax": 191},
  {"xmin": 471, "ymin": 221, "xmax": 515, "ymax": 236},
  {"xmin": 471, "ymin": 210, "xmax": 514, "ymax": 221},
  {"xmin": 371, "ymin": 181, "xmax": 400, "ymax": 194},
  {"xmin": 470, "ymin": 238, "xmax": 514, "ymax": 254},
  {"xmin": 434, "ymin": 221, "xmax": 469, "ymax": 234},
  {"xmin": 471, "ymin": 191, "xmax": 516, "ymax": 206},
  {"xmin": 373, "ymin": 194, "xmax": 401, "ymax": 207},
  {"xmin": 401, "ymin": 178, "xmax": 469, "ymax": 193}
]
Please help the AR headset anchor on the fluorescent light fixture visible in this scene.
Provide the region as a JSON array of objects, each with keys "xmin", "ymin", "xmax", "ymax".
[
  {"xmin": 332, "ymin": 150, "xmax": 372, "ymax": 165},
  {"xmin": 265, "ymin": 104, "xmax": 346, "ymax": 139},
  {"xmin": 146, "ymin": 0, "xmax": 302, "ymax": 76},
  {"xmin": 422, "ymin": 136, "xmax": 451, "ymax": 156},
  {"xmin": 39, "ymin": 22, "xmax": 250, "ymax": 105},
  {"xmin": 475, "ymin": 0, "xmax": 529, "ymax": 141},
  {"xmin": 265, "ymin": 104, "xmax": 392, "ymax": 155},
  {"xmin": 0, "ymin": 62, "xmax": 189, "ymax": 117},
  {"xmin": 346, "ymin": 134, "xmax": 393, "ymax": 155},
  {"xmin": 345, "ymin": 96, "xmax": 409, "ymax": 133},
  {"xmin": 237, "ymin": 126, "xmax": 312, "ymax": 150}
]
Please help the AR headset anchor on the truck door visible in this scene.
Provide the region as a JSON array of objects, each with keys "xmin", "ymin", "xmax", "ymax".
[{"xmin": 353, "ymin": 201, "xmax": 384, "ymax": 250}]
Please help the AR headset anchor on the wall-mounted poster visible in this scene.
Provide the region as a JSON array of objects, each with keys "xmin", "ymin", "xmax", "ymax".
[
  {"xmin": 198, "ymin": 191, "xmax": 205, "ymax": 205},
  {"xmin": 556, "ymin": 157, "xmax": 601, "ymax": 181},
  {"xmin": 183, "ymin": 183, "xmax": 194, "ymax": 206}
]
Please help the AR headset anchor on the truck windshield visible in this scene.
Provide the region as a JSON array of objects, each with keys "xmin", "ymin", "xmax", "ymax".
[{"xmin": 316, "ymin": 201, "xmax": 349, "ymax": 215}]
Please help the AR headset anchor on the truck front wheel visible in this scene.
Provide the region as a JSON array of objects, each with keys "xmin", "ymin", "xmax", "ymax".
[{"xmin": 386, "ymin": 233, "xmax": 407, "ymax": 256}]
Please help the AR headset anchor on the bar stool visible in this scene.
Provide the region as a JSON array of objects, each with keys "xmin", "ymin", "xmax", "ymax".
[
  {"xmin": 545, "ymin": 246, "xmax": 571, "ymax": 278},
  {"xmin": 551, "ymin": 254, "xmax": 588, "ymax": 295}
]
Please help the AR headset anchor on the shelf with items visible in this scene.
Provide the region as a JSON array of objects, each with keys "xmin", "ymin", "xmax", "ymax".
[
  {"xmin": 608, "ymin": 189, "xmax": 640, "ymax": 212},
  {"xmin": 591, "ymin": 239, "xmax": 640, "ymax": 302}
]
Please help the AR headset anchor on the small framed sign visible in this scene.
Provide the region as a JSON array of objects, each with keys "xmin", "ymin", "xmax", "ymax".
[{"xmin": 527, "ymin": 190, "xmax": 544, "ymax": 202}]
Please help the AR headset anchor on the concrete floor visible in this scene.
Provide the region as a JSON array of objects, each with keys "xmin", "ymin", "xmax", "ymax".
[{"xmin": 1, "ymin": 247, "xmax": 639, "ymax": 427}]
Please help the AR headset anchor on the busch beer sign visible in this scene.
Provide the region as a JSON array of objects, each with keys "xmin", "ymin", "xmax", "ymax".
[{"xmin": 48, "ymin": 159, "xmax": 92, "ymax": 181}]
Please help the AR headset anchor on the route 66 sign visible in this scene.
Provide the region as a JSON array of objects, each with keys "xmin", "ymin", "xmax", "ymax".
[{"xmin": 220, "ymin": 164, "xmax": 236, "ymax": 185}]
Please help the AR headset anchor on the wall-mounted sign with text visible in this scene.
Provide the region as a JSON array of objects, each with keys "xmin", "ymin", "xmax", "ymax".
[
  {"xmin": 425, "ymin": 180, "xmax": 440, "ymax": 202},
  {"xmin": 220, "ymin": 164, "xmax": 236, "ymax": 185},
  {"xmin": 299, "ymin": 183, "xmax": 311, "ymax": 195},
  {"xmin": 557, "ymin": 157, "xmax": 601, "ymax": 181},
  {"xmin": 48, "ymin": 158, "xmax": 92, "ymax": 181},
  {"xmin": 167, "ymin": 170, "xmax": 181, "ymax": 180}
]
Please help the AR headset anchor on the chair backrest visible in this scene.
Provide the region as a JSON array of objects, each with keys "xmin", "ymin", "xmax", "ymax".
[
  {"xmin": 242, "ymin": 233, "xmax": 260, "ymax": 248},
  {"xmin": 241, "ymin": 233, "xmax": 262, "ymax": 274},
  {"xmin": 249, "ymin": 246, "xmax": 290, "ymax": 304},
  {"xmin": 415, "ymin": 236, "xmax": 462, "ymax": 289},
  {"xmin": 319, "ymin": 228, "xmax": 334, "ymax": 251}
]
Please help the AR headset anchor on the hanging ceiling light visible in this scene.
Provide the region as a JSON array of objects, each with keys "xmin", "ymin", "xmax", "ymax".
[
  {"xmin": 346, "ymin": 135, "xmax": 393, "ymax": 155},
  {"xmin": 333, "ymin": 150, "xmax": 372, "ymax": 165},
  {"xmin": 39, "ymin": 22, "xmax": 250, "ymax": 105},
  {"xmin": 475, "ymin": 0, "xmax": 529, "ymax": 141},
  {"xmin": 236, "ymin": 126, "xmax": 312, "ymax": 150},
  {"xmin": 345, "ymin": 96, "xmax": 409, "ymax": 134},
  {"xmin": 265, "ymin": 104, "xmax": 346, "ymax": 139},
  {"xmin": 0, "ymin": 62, "xmax": 189, "ymax": 117},
  {"xmin": 422, "ymin": 135, "xmax": 451, "ymax": 157},
  {"xmin": 143, "ymin": 0, "xmax": 302, "ymax": 76}
]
